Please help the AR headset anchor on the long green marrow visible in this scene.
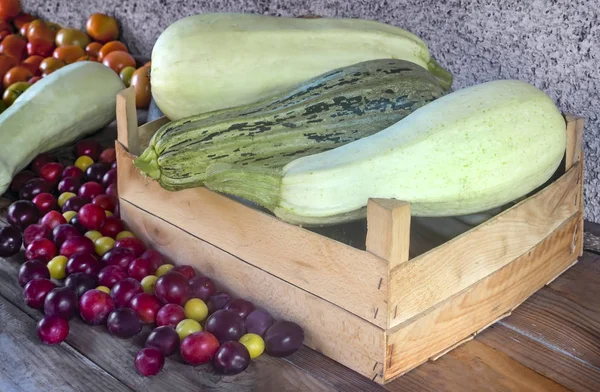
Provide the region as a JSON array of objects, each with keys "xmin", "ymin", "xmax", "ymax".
[{"xmin": 135, "ymin": 59, "xmax": 446, "ymax": 191}]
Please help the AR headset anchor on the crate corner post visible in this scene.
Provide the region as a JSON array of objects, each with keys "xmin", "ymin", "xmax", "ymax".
[
  {"xmin": 564, "ymin": 113, "xmax": 585, "ymax": 257},
  {"xmin": 365, "ymin": 198, "xmax": 412, "ymax": 382}
]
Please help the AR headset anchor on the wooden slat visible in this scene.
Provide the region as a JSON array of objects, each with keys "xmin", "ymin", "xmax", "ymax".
[
  {"xmin": 478, "ymin": 323, "xmax": 600, "ymax": 392},
  {"xmin": 116, "ymin": 87, "xmax": 139, "ymax": 154},
  {"xmin": 279, "ymin": 347, "xmax": 387, "ymax": 392},
  {"xmin": 564, "ymin": 114, "xmax": 584, "ymax": 170},
  {"xmin": 366, "ymin": 199, "xmax": 411, "ymax": 270},
  {"xmin": 137, "ymin": 119, "xmax": 169, "ymax": 152},
  {"xmin": 384, "ymin": 213, "xmax": 581, "ymax": 381},
  {"xmin": 255, "ymin": 358, "xmax": 336, "ymax": 392},
  {"xmin": 547, "ymin": 252, "xmax": 600, "ymax": 310},
  {"xmin": 387, "ymin": 161, "xmax": 582, "ymax": 327},
  {"xmin": 0, "ymin": 298, "xmax": 130, "ymax": 392},
  {"xmin": 500, "ymin": 288, "xmax": 600, "ymax": 368},
  {"xmin": 564, "ymin": 115, "xmax": 585, "ymax": 258},
  {"xmin": 116, "ymin": 142, "xmax": 390, "ymax": 328},
  {"xmin": 120, "ymin": 200, "xmax": 386, "ymax": 381},
  {"xmin": 386, "ymin": 340, "xmax": 569, "ymax": 392},
  {"xmin": 0, "ymin": 254, "xmax": 255, "ymax": 392}
]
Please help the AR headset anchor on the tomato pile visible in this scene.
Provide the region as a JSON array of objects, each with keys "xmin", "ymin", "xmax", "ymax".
[
  {"xmin": 0, "ymin": 0, "xmax": 150, "ymax": 112},
  {"xmin": 0, "ymin": 139, "xmax": 305, "ymax": 378}
]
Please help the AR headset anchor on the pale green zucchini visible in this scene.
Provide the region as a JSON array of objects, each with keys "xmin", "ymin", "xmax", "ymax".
[
  {"xmin": 0, "ymin": 62, "xmax": 124, "ymax": 194},
  {"xmin": 204, "ymin": 80, "xmax": 567, "ymax": 226},
  {"xmin": 151, "ymin": 12, "xmax": 452, "ymax": 119}
]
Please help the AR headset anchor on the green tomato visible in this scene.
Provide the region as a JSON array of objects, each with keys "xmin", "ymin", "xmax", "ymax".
[
  {"xmin": 119, "ymin": 66, "xmax": 136, "ymax": 87},
  {"xmin": 2, "ymin": 81, "xmax": 31, "ymax": 107},
  {"xmin": 239, "ymin": 333, "xmax": 265, "ymax": 359}
]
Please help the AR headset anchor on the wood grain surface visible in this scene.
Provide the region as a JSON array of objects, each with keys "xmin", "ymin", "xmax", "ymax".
[
  {"xmin": 1, "ymin": 233, "xmax": 599, "ymax": 391},
  {"xmin": 387, "ymin": 161, "xmax": 581, "ymax": 327},
  {"xmin": 384, "ymin": 213, "xmax": 582, "ymax": 381}
]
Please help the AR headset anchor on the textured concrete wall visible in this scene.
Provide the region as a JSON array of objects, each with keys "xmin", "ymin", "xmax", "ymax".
[{"xmin": 21, "ymin": 0, "xmax": 600, "ymax": 222}]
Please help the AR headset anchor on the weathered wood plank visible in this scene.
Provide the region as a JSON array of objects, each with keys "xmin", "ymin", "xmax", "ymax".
[
  {"xmin": 256, "ymin": 353, "xmax": 337, "ymax": 392},
  {"xmin": 478, "ymin": 323, "xmax": 600, "ymax": 392},
  {"xmin": 279, "ymin": 347, "xmax": 387, "ymax": 392},
  {"xmin": 0, "ymin": 297, "xmax": 131, "ymax": 392},
  {"xmin": 385, "ymin": 340, "xmax": 568, "ymax": 392},
  {"xmin": 501, "ymin": 288, "xmax": 600, "ymax": 368},
  {"xmin": 388, "ymin": 162, "xmax": 581, "ymax": 326},
  {"xmin": 547, "ymin": 252, "xmax": 600, "ymax": 310},
  {"xmin": 385, "ymin": 213, "xmax": 581, "ymax": 381}
]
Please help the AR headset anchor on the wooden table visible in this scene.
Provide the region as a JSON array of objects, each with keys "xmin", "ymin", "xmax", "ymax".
[
  {"xmin": 1, "ymin": 118, "xmax": 599, "ymax": 391},
  {"xmin": 2, "ymin": 220, "xmax": 599, "ymax": 392}
]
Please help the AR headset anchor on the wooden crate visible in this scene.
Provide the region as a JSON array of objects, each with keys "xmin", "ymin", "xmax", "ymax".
[{"xmin": 115, "ymin": 87, "xmax": 585, "ymax": 384}]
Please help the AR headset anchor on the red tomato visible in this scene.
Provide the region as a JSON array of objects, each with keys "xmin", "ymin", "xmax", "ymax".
[
  {"xmin": 13, "ymin": 13, "xmax": 34, "ymax": 29},
  {"xmin": 101, "ymin": 50, "xmax": 135, "ymax": 74},
  {"xmin": 130, "ymin": 66, "xmax": 151, "ymax": 109},
  {"xmin": 0, "ymin": 0, "xmax": 22, "ymax": 21},
  {"xmin": 20, "ymin": 61, "xmax": 38, "ymax": 76},
  {"xmin": 3, "ymin": 65, "xmax": 33, "ymax": 88},
  {"xmin": 19, "ymin": 21, "xmax": 29, "ymax": 36},
  {"xmin": 0, "ymin": 54, "xmax": 17, "ymax": 82},
  {"xmin": 86, "ymin": 13, "xmax": 119, "ymax": 43},
  {"xmin": 75, "ymin": 55, "xmax": 97, "ymax": 62},
  {"xmin": 26, "ymin": 19, "xmax": 55, "ymax": 44},
  {"xmin": 85, "ymin": 42, "xmax": 102, "ymax": 58},
  {"xmin": 23, "ymin": 55, "xmax": 44, "ymax": 69},
  {"xmin": 97, "ymin": 40, "xmax": 127, "ymax": 61},
  {"xmin": 0, "ymin": 34, "xmax": 26, "ymax": 60},
  {"xmin": 38, "ymin": 57, "xmax": 64, "ymax": 75},
  {"xmin": 53, "ymin": 45, "xmax": 84, "ymax": 64},
  {"xmin": 27, "ymin": 39, "xmax": 55, "ymax": 57}
]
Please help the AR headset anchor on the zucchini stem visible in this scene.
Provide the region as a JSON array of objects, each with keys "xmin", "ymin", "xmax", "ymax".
[
  {"xmin": 134, "ymin": 147, "xmax": 162, "ymax": 180},
  {"xmin": 427, "ymin": 58, "xmax": 453, "ymax": 91},
  {"xmin": 204, "ymin": 163, "xmax": 282, "ymax": 210}
]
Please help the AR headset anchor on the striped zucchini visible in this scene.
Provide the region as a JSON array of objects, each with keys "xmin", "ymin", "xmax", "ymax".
[{"xmin": 134, "ymin": 59, "xmax": 445, "ymax": 191}]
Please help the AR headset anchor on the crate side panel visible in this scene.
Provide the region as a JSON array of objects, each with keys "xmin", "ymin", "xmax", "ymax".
[
  {"xmin": 388, "ymin": 162, "xmax": 581, "ymax": 327},
  {"xmin": 120, "ymin": 200, "xmax": 387, "ymax": 381},
  {"xmin": 115, "ymin": 143, "xmax": 389, "ymax": 328},
  {"xmin": 384, "ymin": 213, "xmax": 581, "ymax": 382}
]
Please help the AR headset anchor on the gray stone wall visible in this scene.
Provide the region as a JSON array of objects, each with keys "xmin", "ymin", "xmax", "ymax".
[{"xmin": 21, "ymin": 0, "xmax": 600, "ymax": 222}]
